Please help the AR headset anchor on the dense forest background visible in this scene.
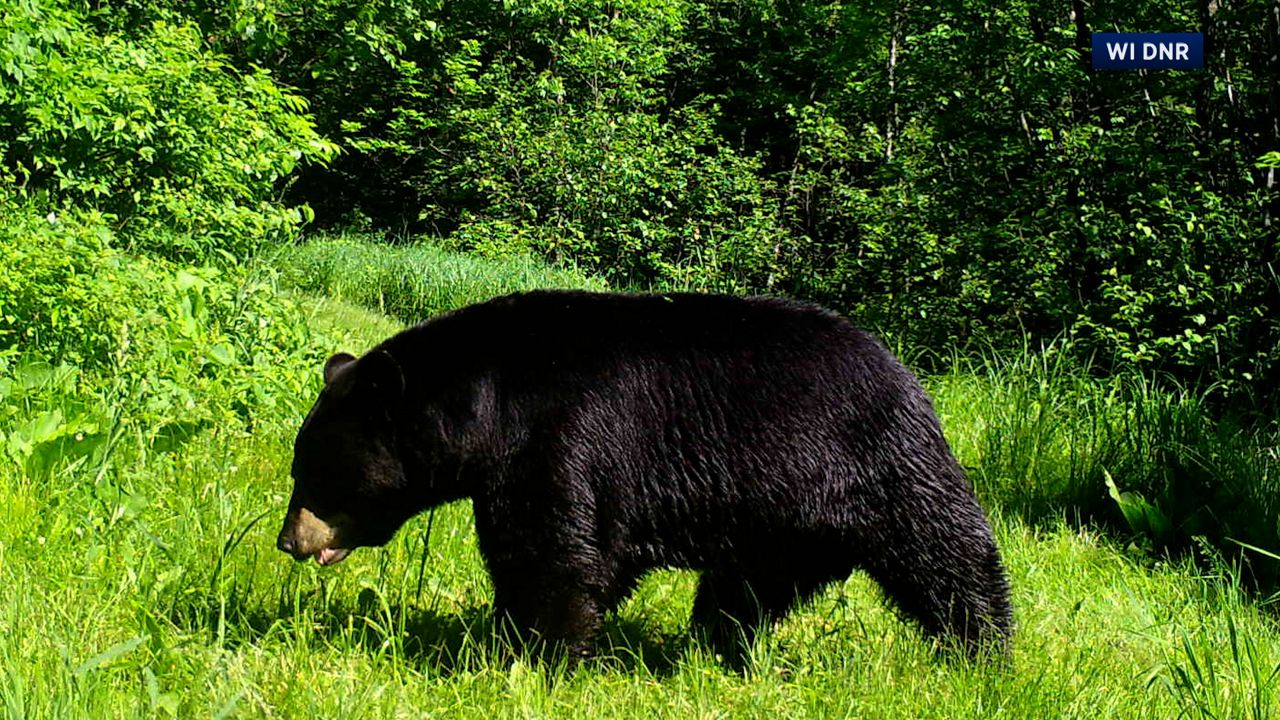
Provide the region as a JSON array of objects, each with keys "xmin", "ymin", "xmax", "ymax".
[{"xmin": 5, "ymin": 0, "xmax": 1277, "ymax": 405}]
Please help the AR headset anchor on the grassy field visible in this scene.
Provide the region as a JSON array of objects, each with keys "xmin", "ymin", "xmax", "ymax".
[{"xmin": 4, "ymin": 239, "xmax": 1279, "ymax": 719}]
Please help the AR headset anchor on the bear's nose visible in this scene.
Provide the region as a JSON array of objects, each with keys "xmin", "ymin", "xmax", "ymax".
[
  {"xmin": 277, "ymin": 507, "xmax": 338, "ymax": 561},
  {"xmin": 277, "ymin": 530, "xmax": 307, "ymax": 560}
]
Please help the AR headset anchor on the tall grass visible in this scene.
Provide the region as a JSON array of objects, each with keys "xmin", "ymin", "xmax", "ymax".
[
  {"xmin": 1161, "ymin": 614, "xmax": 1280, "ymax": 720},
  {"xmin": 269, "ymin": 234, "xmax": 604, "ymax": 325},
  {"xmin": 929, "ymin": 345, "xmax": 1280, "ymax": 591}
]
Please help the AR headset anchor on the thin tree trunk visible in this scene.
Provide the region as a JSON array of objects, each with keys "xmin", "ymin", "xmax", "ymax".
[
  {"xmin": 886, "ymin": 2, "xmax": 904, "ymax": 161},
  {"xmin": 1267, "ymin": 0, "xmax": 1280, "ymax": 226}
]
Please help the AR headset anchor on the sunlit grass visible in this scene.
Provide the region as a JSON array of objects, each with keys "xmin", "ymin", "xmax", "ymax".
[
  {"xmin": 5, "ymin": 248, "xmax": 1279, "ymax": 718},
  {"xmin": 928, "ymin": 347, "xmax": 1280, "ymax": 591},
  {"xmin": 6, "ymin": 417, "xmax": 1279, "ymax": 718},
  {"xmin": 269, "ymin": 233, "xmax": 604, "ymax": 326}
]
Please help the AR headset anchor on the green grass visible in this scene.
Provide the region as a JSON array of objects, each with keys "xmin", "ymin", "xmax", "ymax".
[
  {"xmin": 927, "ymin": 348, "xmax": 1280, "ymax": 591},
  {"xmin": 269, "ymin": 233, "xmax": 605, "ymax": 326},
  {"xmin": 6, "ymin": 243, "xmax": 1280, "ymax": 718},
  {"xmin": 4, "ymin": 396, "xmax": 1279, "ymax": 718}
]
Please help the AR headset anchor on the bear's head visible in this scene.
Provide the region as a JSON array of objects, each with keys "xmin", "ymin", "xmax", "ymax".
[{"xmin": 276, "ymin": 350, "xmax": 417, "ymax": 566}]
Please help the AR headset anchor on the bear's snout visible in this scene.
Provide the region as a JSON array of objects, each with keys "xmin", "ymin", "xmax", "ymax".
[{"xmin": 276, "ymin": 507, "xmax": 345, "ymax": 563}]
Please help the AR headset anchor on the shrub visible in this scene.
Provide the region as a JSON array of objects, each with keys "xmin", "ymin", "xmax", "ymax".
[
  {"xmin": 0, "ymin": 205, "xmax": 162, "ymax": 368},
  {"xmin": 0, "ymin": 204, "xmax": 324, "ymax": 475},
  {"xmin": 0, "ymin": 0, "xmax": 338, "ymax": 262}
]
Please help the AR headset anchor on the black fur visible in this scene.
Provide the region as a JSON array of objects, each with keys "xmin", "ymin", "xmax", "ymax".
[{"xmin": 283, "ymin": 290, "xmax": 1013, "ymax": 660}]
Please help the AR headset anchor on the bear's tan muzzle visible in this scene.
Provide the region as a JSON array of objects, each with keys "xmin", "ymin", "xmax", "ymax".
[{"xmin": 277, "ymin": 508, "xmax": 351, "ymax": 565}]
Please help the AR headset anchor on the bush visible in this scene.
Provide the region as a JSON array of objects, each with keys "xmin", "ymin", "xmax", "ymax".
[
  {"xmin": 0, "ymin": 0, "xmax": 337, "ymax": 262},
  {"xmin": 0, "ymin": 204, "xmax": 325, "ymax": 475},
  {"xmin": 168, "ymin": 0, "xmax": 788, "ymax": 289},
  {"xmin": 443, "ymin": 101, "xmax": 789, "ymax": 291},
  {"xmin": 0, "ymin": 205, "xmax": 163, "ymax": 368}
]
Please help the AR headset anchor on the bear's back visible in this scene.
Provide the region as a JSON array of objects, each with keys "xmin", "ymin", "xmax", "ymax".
[{"xmin": 382, "ymin": 289, "xmax": 875, "ymax": 378}]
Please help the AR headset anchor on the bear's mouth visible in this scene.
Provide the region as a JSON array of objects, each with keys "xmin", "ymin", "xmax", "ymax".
[{"xmin": 315, "ymin": 547, "xmax": 352, "ymax": 566}]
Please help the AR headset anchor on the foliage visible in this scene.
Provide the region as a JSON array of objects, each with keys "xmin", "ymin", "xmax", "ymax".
[
  {"xmin": 297, "ymin": 0, "xmax": 791, "ymax": 289},
  {"xmin": 0, "ymin": 204, "xmax": 324, "ymax": 476},
  {"xmin": 0, "ymin": 0, "xmax": 337, "ymax": 261},
  {"xmin": 439, "ymin": 101, "xmax": 788, "ymax": 291},
  {"xmin": 0, "ymin": 205, "xmax": 147, "ymax": 368},
  {"xmin": 732, "ymin": 0, "xmax": 1278, "ymax": 400},
  {"xmin": 149, "ymin": 0, "xmax": 1280, "ymax": 402},
  {"xmin": 11, "ymin": 0, "xmax": 1273, "ymax": 398}
]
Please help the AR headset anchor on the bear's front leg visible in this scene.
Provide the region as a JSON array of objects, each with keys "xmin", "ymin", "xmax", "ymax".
[
  {"xmin": 491, "ymin": 572, "xmax": 604, "ymax": 659},
  {"xmin": 474, "ymin": 491, "xmax": 609, "ymax": 660}
]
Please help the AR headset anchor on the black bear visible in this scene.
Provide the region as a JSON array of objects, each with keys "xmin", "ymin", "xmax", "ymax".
[{"xmin": 277, "ymin": 290, "xmax": 1012, "ymax": 660}]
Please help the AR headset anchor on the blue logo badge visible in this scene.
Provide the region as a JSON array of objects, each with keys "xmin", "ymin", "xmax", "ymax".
[{"xmin": 1092, "ymin": 33, "xmax": 1204, "ymax": 70}]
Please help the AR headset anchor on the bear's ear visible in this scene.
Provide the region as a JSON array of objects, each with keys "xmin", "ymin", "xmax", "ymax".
[
  {"xmin": 324, "ymin": 352, "xmax": 357, "ymax": 385},
  {"xmin": 354, "ymin": 349, "xmax": 405, "ymax": 399}
]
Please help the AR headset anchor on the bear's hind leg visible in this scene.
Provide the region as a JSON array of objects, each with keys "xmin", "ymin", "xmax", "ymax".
[
  {"xmin": 691, "ymin": 573, "xmax": 750, "ymax": 660},
  {"xmin": 861, "ymin": 503, "xmax": 1012, "ymax": 657}
]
